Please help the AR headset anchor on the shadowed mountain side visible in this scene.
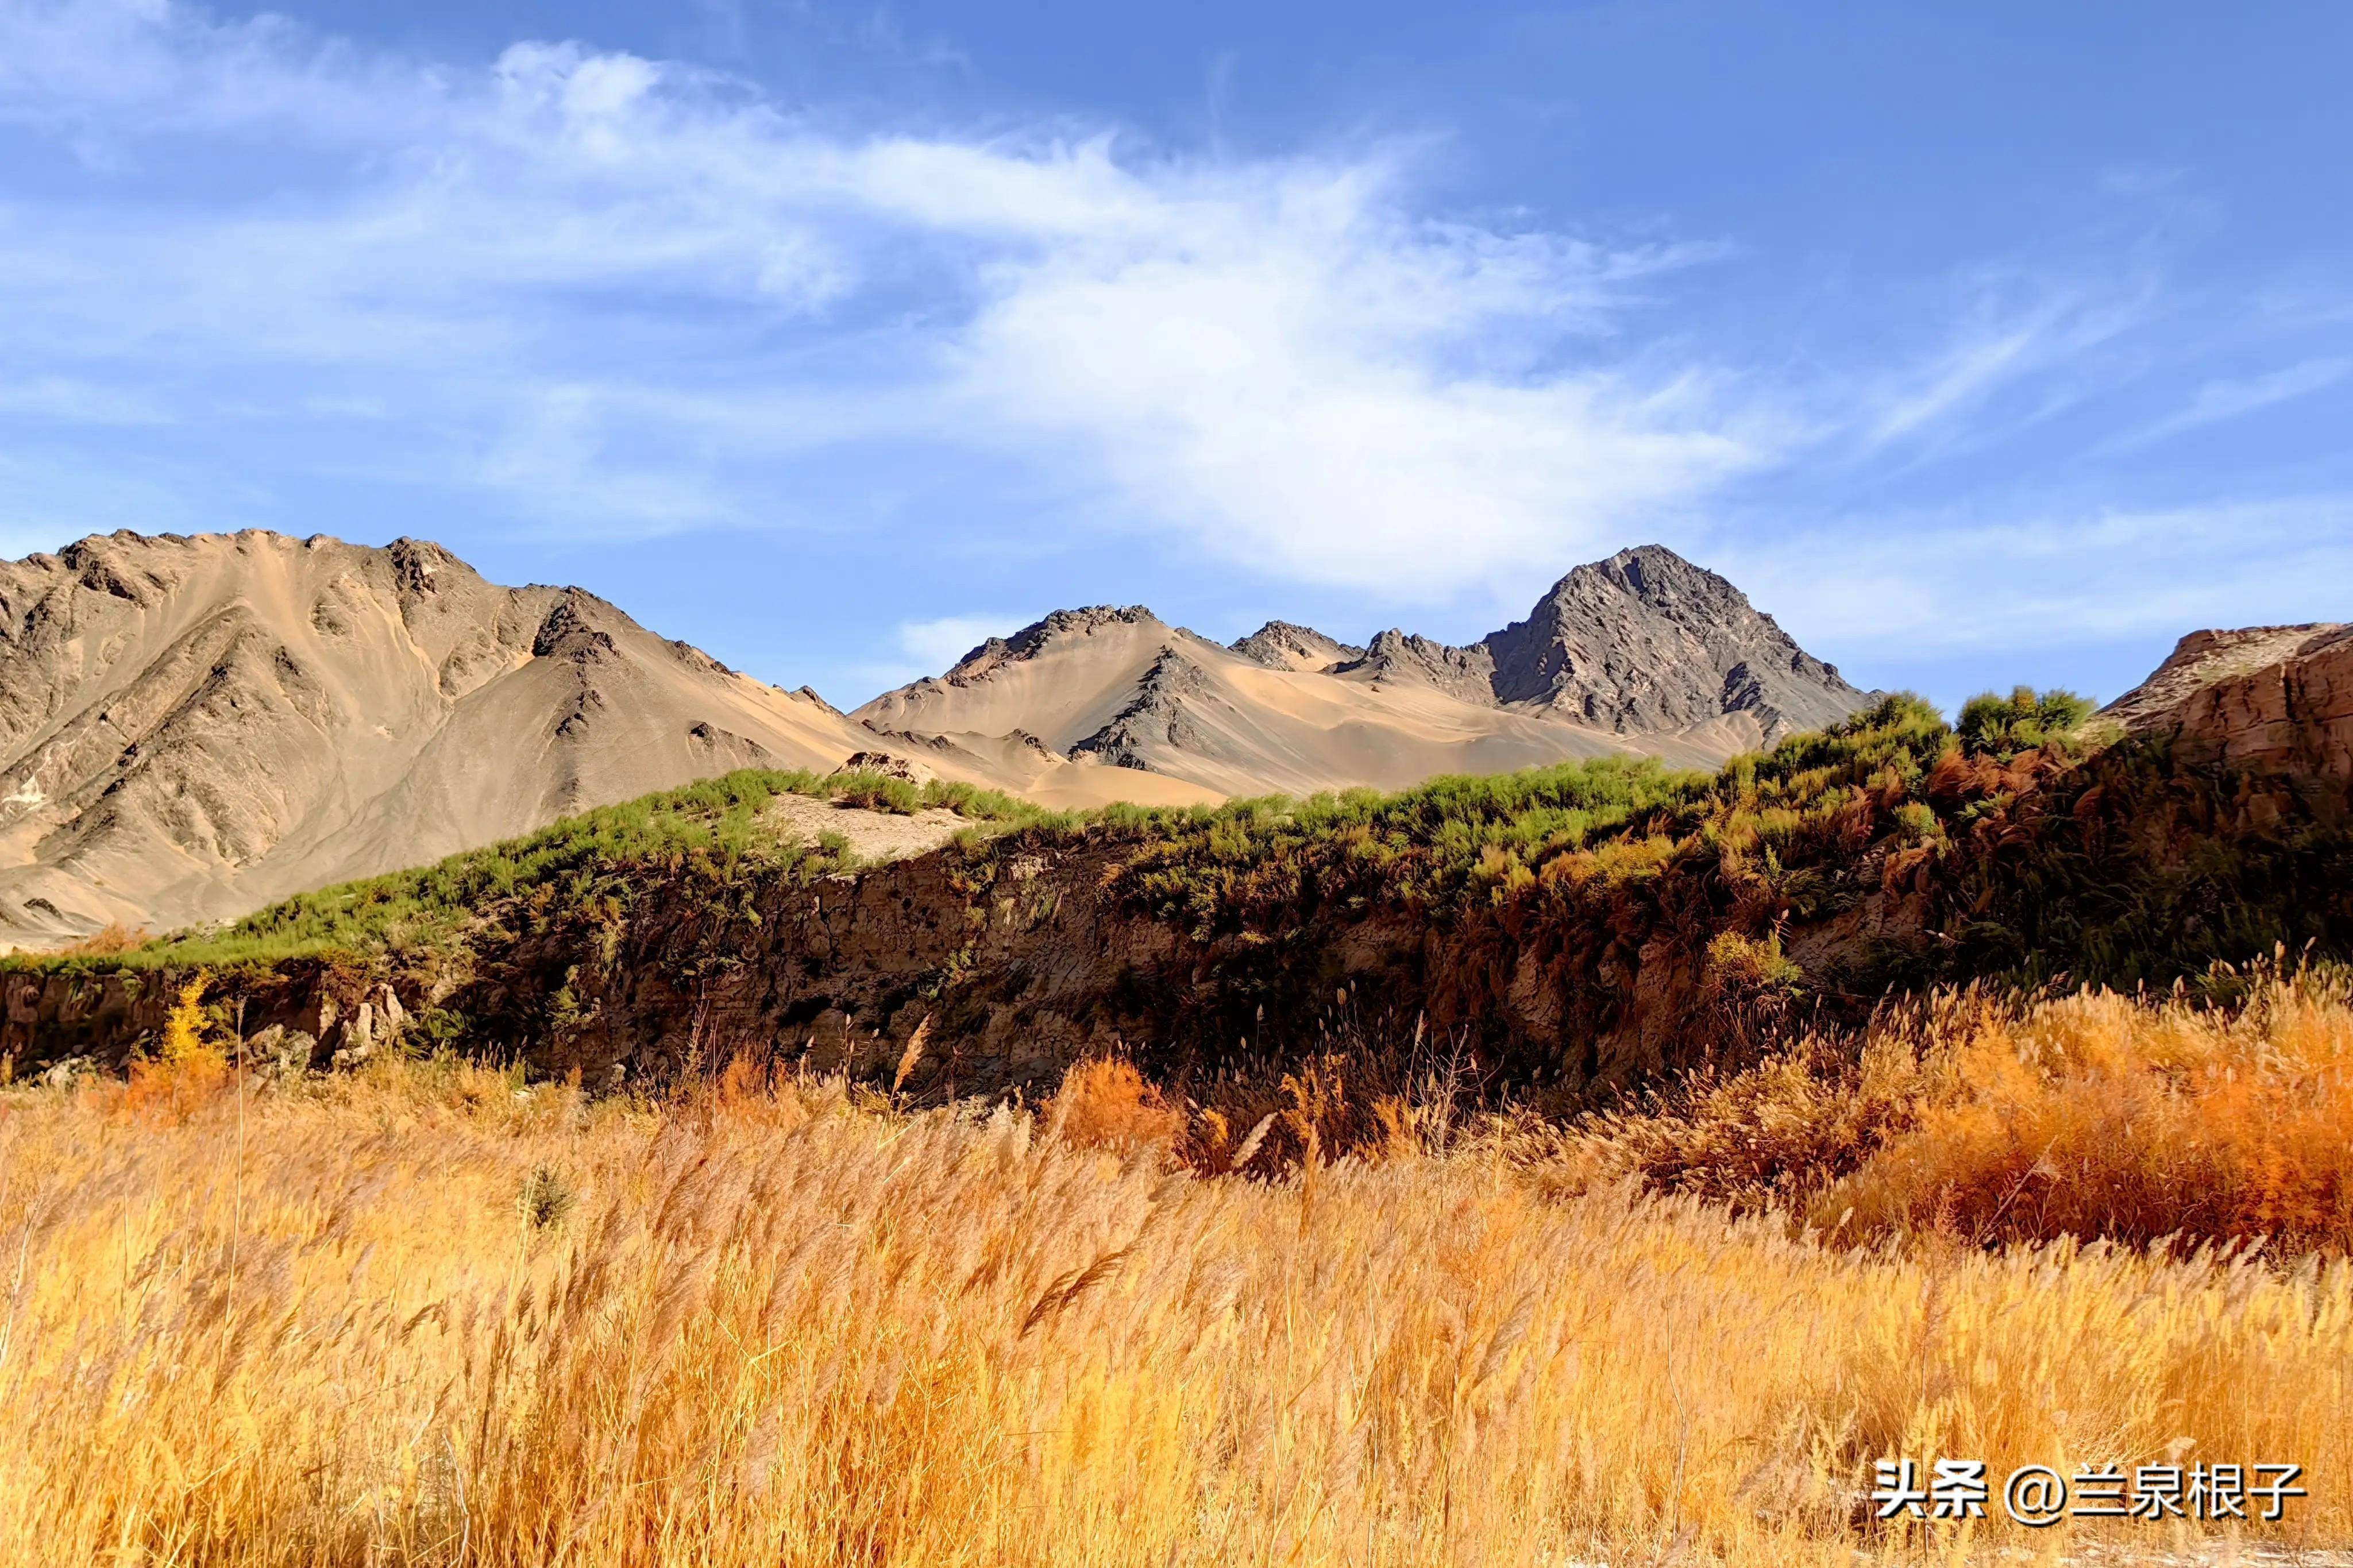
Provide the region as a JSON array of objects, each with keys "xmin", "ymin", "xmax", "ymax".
[{"xmin": 1479, "ymin": 545, "xmax": 1867, "ymax": 736}]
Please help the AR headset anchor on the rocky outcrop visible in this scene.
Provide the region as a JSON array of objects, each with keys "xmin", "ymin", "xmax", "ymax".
[
  {"xmin": 831, "ymin": 750, "xmax": 939, "ymax": 786},
  {"xmin": 1229, "ymin": 621, "xmax": 1363, "ymax": 672},
  {"xmin": 0, "ymin": 841, "xmax": 1363, "ymax": 1095},
  {"xmin": 1334, "ymin": 631, "xmax": 1500, "ymax": 704},
  {"xmin": 1480, "ymin": 546, "xmax": 1868, "ymax": 739},
  {"xmin": 1067, "ymin": 647, "xmax": 1220, "ymax": 770},
  {"xmin": 2105, "ymin": 623, "xmax": 2353, "ymax": 789}
]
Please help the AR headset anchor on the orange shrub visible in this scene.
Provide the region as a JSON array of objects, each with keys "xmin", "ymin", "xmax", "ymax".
[
  {"xmin": 1046, "ymin": 1057, "xmax": 1182, "ymax": 1153},
  {"xmin": 1562, "ymin": 963, "xmax": 2353, "ymax": 1253},
  {"xmin": 1816, "ymin": 974, "xmax": 2353, "ymax": 1250},
  {"xmin": 52, "ymin": 921, "xmax": 152, "ymax": 957}
]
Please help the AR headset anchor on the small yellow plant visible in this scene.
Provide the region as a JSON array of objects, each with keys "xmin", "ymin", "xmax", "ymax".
[{"xmin": 123, "ymin": 970, "xmax": 229, "ymax": 1120}]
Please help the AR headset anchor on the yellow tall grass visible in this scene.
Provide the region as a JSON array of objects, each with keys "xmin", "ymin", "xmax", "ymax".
[
  {"xmin": 1567, "ymin": 964, "xmax": 2353, "ymax": 1254},
  {"xmin": 0, "ymin": 1025, "xmax": 2348, "ymax": 1563}
]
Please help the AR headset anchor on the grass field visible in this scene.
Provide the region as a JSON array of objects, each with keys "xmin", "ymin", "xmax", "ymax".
[{"xmin": 1, "ymin": 973, "xmax": 2347, "ymax": 1565}]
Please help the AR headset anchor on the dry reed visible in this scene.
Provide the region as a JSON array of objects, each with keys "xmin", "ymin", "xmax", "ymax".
[
  {"xmin": 1568, "ymin": 964, "xmax": 2353, "ymax": 1254},
  {"xmin": 0, "ymin": 997, "xmax": 2348, "ymax": 1564}
]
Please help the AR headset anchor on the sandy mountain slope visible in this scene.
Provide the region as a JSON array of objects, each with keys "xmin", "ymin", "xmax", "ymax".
[
  {"xmin": 0, "ymin": 531, "xmax": 1055, "ymax": 947},
  {"xmin": 854, "ymin": 546, "xmax": 1872, "ymax": 800}
]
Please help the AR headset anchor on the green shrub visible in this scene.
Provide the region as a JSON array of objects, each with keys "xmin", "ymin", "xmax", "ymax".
[
  {"xmin": 1956, "ymin": 686, "xmax": 2094, "ymax": 758},
  {"xmin": 830, "ymin": 771, "xmax": 923, "ymax": 815},
  {"xmin": 6, "ymin": 765, "xmax": 1035, "ymax": 972}
]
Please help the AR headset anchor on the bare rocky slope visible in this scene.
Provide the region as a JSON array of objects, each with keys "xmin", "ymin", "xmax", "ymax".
[
  {"xmin": 2103, "ymin": 622, "xmax": 2353, "ymax": 783},
  {"xmin": 855, "ymin": 545, "xmax": 1873, "ymax": 797},
  {"xmin": 0, "ymin": 531, "xmax": 1256, "ymax": 948}
]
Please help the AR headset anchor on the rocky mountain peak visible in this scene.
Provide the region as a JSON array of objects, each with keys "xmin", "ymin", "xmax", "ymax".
[
  {"xmin": 1229, "ymin": 620, "xmax": 1364, "ymax": 672},
  {"xmin": 1335, "ymin": 630, "xmax": 1500, "ymax": 705},
  {"xmin": 1482, "ymin": 544, "xmax": 1865, "ymax": 739},
  {"xmin": 947, "ymin": 605, "xmax": 1162, "ymax": 678}
]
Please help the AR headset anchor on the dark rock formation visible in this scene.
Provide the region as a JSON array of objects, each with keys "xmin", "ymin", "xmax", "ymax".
[
  {"xmin": 1229, "ymin": 621, "xmax": 1364, "ymax": 671},
  {"xmin": 1480, "ymin": 546, "xmax": 1867, "ymax": 739},
  {"xmin": 1334, "ymin": 631, "xmax": 1500, "ymax": 704}
]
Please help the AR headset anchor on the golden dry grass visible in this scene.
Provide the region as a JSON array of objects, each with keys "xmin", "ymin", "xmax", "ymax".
[
  {"xmin": 0, "ymin": 1028, "xmax": 2347, "ymax": 1567},
  {"xmin": 1567, "ymin": 964, "xmax": 2353, "ymax": 1254}
]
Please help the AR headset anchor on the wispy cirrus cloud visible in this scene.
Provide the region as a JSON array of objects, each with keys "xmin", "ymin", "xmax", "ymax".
[
  {"xmin": 0, "ymin": 0, "xmax": 2348, "ymax": 697},
  {"xmin": 2108, "ymin": 357, "xmax": 2352, "ymax": 451},
  {"xmin": 1858, "ymin": 276, "xmax": 2162, "ymax": 457},
  {"xmin": 0, "ymin": 0, "xmax": 1779, "ymax": 593},
  {"xmin": 1717, "ymin": 493, "xmax": 2353, "ymax": 658}
]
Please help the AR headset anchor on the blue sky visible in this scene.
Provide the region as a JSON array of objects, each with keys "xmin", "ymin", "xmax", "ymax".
[{"xmin": 2, "ymin": 1, "xmax": 2349, "ymax": 712}]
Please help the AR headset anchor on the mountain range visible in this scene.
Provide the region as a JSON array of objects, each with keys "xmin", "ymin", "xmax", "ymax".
[
  {"xmin": 855, "ymin": 545, "xmax": 1872, "ymax": 797},
  {"xmin": 0, "ymin": 531, "xmax": 1870, "ymax": 945}
]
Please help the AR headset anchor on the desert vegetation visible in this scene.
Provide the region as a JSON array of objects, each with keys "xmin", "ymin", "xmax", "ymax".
[
  {"xmin": 9, "ymin": 687, "xmax": 2346, "ymax": 1132},
  {"xmin": 17, "ymin": 767, "xmax": 1057, "ymax": 973},
  {"xmin": 2, "ymin": 971, "xmax": 2350, "ymax": 1565},
  {"xmin": 21, "ymin": 688, "xmax": 2345, "ymax": 1019}
]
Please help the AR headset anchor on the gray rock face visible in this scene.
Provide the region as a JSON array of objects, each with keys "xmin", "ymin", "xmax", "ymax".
[
  {"xmin": 1229, "ymin": 621, "xmax": 1364, "ymax": 672},
  {"xmin": 1334, "ymin": 631, "xmax": 1500, "ymax": 705},
  {"xmin": 1480, "ymin": 546, "xmax": 1867, "ymax": 739},
  {"xmin": 1322, "ymin": 545, "xmax": 1869, "ymax": 741},
  {"xmin": 1067, "ymin": 646, "xmax": 1218, "ymax": 770}
]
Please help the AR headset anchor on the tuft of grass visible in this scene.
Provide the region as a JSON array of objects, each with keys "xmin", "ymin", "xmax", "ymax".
[
  {"xmin": 516, "ymin": 1163, "xmax": 576, "ymax": 1230},
  {"xmin": 51, "ymin": 921, "xmax": 152, "ymax": 956},
  {"xmin": 828, "ymin": 770, "xmax": 923, "ymax": 814},
  {"xmin": 1044, "ymin": 1057, "xmax": 1183, "ymax": 1153}
]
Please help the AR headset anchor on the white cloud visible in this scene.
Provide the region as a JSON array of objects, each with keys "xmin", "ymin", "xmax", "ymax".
[
  {"xmin": 897, "ymin": 613, "xmax": 1022, "ymax": 670},
  {"xmin": 2112, "ymin": 357, "xmax": 2351, "ymax": 450},
  {"xmin": 0, "ymin": 0, "xmax": 1773, "ymax": 592},
  {"xmin": 1859, "ymin": 279, "xmax": 2158, "ymax": 456},
  {"xmin": 1718, "ymin": 494, "xmax": 2353, "ymax": 655},
  {"xmin": 1, "ymin": 0, "xmax": 2343, "ymax": 664}
]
